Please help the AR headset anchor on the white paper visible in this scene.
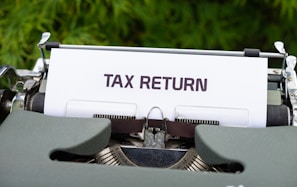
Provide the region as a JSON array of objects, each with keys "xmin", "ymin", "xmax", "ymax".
[{"xmin": 44, "ymin": 47, "xmax": 268, "ymax": 127}]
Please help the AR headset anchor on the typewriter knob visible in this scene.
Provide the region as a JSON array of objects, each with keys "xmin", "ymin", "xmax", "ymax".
[{"xmin": 0, "ymin": 89, "xmax": 15, "ymax": 124}]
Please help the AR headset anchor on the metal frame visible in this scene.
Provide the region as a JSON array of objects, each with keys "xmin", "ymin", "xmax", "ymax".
[{"xmin": 50, "ymin": 43, "xmax": 285, "ymax": 58}]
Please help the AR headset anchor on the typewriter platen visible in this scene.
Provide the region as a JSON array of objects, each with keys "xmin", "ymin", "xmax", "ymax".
[{"xmin": 1, "ymin": 33, "xmax": 297, "ymax": 187}]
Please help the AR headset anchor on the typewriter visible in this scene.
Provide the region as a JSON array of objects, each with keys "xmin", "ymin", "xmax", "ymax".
[{"xmin": 1, "ymin": 32, "xmax": 297, "ymax": 187}]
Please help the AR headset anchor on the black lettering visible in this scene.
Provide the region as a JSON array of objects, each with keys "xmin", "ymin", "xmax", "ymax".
[
  {"xmin": 111, "ymin": 74, "xmax": 123, "ymax": 87},
  {"xmin": 124, "ymin": 75, "xmax": 134, "ymax": 88},
  {"xmin": 152, "ymin": 76, "xmax": 162, "ymax": 89},
  {"xmin": 162, "ymin": 77, "xmax": 172, "ymax": 90},
  {"xmin": 105, "ymin": 74, "xmax": 207, "ymax": 92},
  {"xmin": 104, "ymin": 74, "xmax": 113, "ymax": 87},
  {"xmin": 196, "ymin": 79, "xmax": 207, "ymax": 91},
  {"xmin": 184, "ymin": 78, "xmax": 194, "ymax": 91},
  {"xmin": 172, "ymin": 77, "xmax": 183, "ymax": 90},
  {"xmin": 140, "ymin": 76, "xmax": 150, "ymax": 89}
]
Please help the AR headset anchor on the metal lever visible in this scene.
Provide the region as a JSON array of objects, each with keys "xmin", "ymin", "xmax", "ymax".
[
  {"xmin": 37, "ymin": 32, "xmax": 51, "ymax": 74},
  {"xmin": 0, "ymin": 65, "xmax": 19, "ymax": 91}
]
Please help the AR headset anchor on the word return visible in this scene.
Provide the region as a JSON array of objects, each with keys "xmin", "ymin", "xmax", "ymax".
[{"xmin": 104, "ymin": 74, "xmax": 208, "ymax": 92}]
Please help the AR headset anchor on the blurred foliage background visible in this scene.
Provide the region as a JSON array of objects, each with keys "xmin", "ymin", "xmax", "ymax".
[{"xmin": 0, "ymin": 0, "xmax": 297, "ymax": 70}]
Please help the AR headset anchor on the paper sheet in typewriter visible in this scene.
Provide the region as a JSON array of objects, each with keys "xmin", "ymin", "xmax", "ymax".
[{"xmin": 44, "ymin": 47, "xmax": 268, "ymax": 127}]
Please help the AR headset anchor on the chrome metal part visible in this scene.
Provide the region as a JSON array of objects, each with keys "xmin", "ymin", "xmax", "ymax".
[
  {"xmin": 38, "ymin": 32, "xmax": 51, "ymax": 47},
  {"xmin": 37, "ymin": 32, "xmax": 51, "ymax": 74},
  {"xmin": 58, "ymin": 44, "xmax": 285, "ymax": 58},
  {"xmin": 286, "ymin": 55, "xmax": 297, "ymax": 126},
  {"xmin": 274, "ymin": 41, "xmax": 287, "ymax": 55},
  {"xmin": 143, "ymin": 107, "xmax": 167, "ymax": 149},
  {"xmin": 10, "ymin": 93, "xmax": 25, "ymax": 112}
]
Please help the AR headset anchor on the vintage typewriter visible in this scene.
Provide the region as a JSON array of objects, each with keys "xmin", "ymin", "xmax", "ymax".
[{"xmin": 1, "ymin": 33, "xmax": 297, "ymax": 187}]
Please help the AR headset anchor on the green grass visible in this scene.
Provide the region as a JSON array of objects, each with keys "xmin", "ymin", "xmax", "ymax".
[{"xmin": 1, "ymin": 0, "xmax": 297, "ymax": 70}]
